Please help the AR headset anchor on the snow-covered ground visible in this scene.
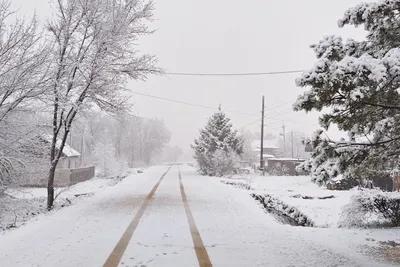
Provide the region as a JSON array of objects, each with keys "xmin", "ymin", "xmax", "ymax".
[
  {"xmin": 0, "ymin": 165, "xmax": 398, "ymax": 266},
  {"xmin": 250, "ymin": 175, "xmax": 354, "ymax": 227},
  {"xmin": 221, "ymin": 174, "xmax": 398, "ymax": 228},
  {"xmin": 219, "ymin": 173, "xmax": 400, "ymax": 265},
  {"xmin": 0, "ymin": 168, "xmax": 143, "ymax": 231}
]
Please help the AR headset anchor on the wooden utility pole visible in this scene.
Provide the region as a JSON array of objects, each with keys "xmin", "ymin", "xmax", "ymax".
[{"xmin": 260, "ymin": 96, "xmax": 265, "ymax": 172}]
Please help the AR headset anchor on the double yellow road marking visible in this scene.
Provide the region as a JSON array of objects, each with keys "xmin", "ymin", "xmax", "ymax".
[
  {"xmin": 103, "ymin": 166, "xmax": 213, "ymax": 267},
  {"xmin": 103, "ymin": 167, "xmax": 170, "ymax": 267},
  {"xmin": 178, "ymin": 166, "xmax": 213, "ymax": 267}
]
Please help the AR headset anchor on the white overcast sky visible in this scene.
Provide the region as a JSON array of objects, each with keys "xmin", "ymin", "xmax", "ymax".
[{"xmin": 14, "ymin": 0, "xmax": 368, "ymax": 153}]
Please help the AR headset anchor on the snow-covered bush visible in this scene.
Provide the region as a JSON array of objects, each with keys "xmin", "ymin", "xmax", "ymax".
[
  {"xmin": 339, "ymin": 190, "xmax": 400, "ymax": 227},
  {"xmin": 269, "ymin": 163, "xmax": 290, "ymax": 176},
  {"xmin": 92, "ymin": 139, "xmax": 128, "ymax": 178},
  {"xmin": 210, "ymin": 149, "xmax": 240, "ymax": 177},
  {"xmin": 221, "ymin": 180, "xmax": 253, "ymax": 190},
  {"xmin": 251, "ymin": 193, "xmax": 314, "ymax": 227},
  {"xmin": 374, "ymin": 194, "xmax": 400, "ymax": 226},
  {"xmin": 0, "ymin": 153, "xmax": 25, "ymax": 190}
]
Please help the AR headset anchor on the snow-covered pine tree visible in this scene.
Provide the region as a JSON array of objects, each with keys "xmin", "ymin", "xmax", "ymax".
[
  {"xmin": 294, "ymin": 0, "xmax": 400, "ymax": 185},
  {"xmin": 296, "ymin": 130, "xmax": 341, "ymax": 185},
  {"xmin": 192, "ymin": 109, "xmax": 243, "ymax": 176}
]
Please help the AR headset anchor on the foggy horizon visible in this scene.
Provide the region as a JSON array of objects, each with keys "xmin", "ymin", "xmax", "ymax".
[{"xmin": 13, "ymin": 0, "xmax": 367, "ymax": 155}]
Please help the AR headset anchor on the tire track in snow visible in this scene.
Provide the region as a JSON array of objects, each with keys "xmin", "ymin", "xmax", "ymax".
[
  {"xmin": 178, "ymin": 166, "xmax": 213, "ymax": 267},
  {"xmin": 103, "ymin": 166, "xmax": 171, "ymax": 267}
]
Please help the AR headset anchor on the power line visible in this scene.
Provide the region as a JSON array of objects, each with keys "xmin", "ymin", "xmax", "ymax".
[
  {"xmin": 130, "ymin": 91, "xmax": 256, "ymax": 117},
  {"xmin": 267, "ymin": 113, "xmax": 319, "ymax": 127},
  {"xmin": 241, "ymin": 111, "xmax": 319, "ymax": 130},
  {"xmin": 243, "ymin": 101, "xmax": 295, "ymax": 120},
  {"xmin": 131, "ymin": 91, "xmax": 304, "ymax": 124},
  {"xmin": 269, "ymin": 107, "xmax": 293, "ymax": 117},
  {"xmin": 266, "ymin": 101, "xmax": 293, "ymax": 110},
  {"xmin": 240, "ymin": 119, "xmax": 259, "ymax": 128},
  {"xmin": 165, "ymin": 70, "xmax": 305, "ymax": 77}
]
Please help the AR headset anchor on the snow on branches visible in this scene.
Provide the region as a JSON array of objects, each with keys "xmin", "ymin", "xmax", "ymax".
[{"xmin": 294, "ymin": 0, "xmax": 400, "ymax": 184}]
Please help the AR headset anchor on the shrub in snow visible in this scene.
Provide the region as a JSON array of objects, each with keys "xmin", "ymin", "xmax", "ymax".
[
  {"xmin": 251, "ymin": 193, "xmax": 314, "ymax": 227},
  {"xmin": 294, "ymin": 0, "xmax": 400, "ymax": 186},
  {"xmin": 269, "ymin": 163, "xmax": 290, "ymax": 176},
  {"xmin": 192, "ymin": 109, "xmax": 243, "ymax": 177},
  {"xmin": 0, "ymin": 154, "xmax": 25, "ymax": 190},
  {"xmin": 220, "ymin": 180, "xmax": 253, "ymax": 190},
  {"xmin": 374, "ymin": 194, "xmax": 400, "ymax": 226},
  {"xmin": 92, "ymin": 139, "xmax": 128, "ymax": 178},
  {"xmin": 0, "ymin": 196, "xmax": 73, "ymax": 231},
  {"xmin": 210, "ymin": 149, "xmax": 241, "ymax": 177},
  {"xmin": 339, "ymin": 190, "xmax": 400, "ymax": 227},
  {"xmin": 326, "ymin": 176, "xmax": 359, "ymax": 190}
]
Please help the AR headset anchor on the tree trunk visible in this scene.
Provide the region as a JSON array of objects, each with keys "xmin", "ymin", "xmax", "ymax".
[
  {"xmin": 47, "ymin": 164, "xmax": 57, "ymax": 210},
  {"xmin": 47, "ymin": 128, "xmax": 72, "ymax": 210}
]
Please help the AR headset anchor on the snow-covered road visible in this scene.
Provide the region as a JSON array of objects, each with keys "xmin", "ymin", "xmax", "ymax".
[{"xmin": 0, "ymin": 165, "xmax": 396, "ymax": 267}]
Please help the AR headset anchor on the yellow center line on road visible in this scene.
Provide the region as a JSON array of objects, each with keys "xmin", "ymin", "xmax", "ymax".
[
  {"xmin": 103, "ymin": 166, "xmax": 171, "ymax": 267},
  {"xmin": 178, "ymin": 166, "xmax": 213, "ymax": 267}
]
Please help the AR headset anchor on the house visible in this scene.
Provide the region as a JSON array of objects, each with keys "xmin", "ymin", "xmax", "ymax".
[
  {"xmin": 251, "ymin": 139, "xmax": 279, "ymax": 159},
  {"xmin": 56, "ymin": 141, "xmax": 81, "ymax": 169},
  {"xmin": 42, "ymin": 135, "xmax": 81, "ymax": 169},
  {"xmin": 250, "ymin": 139, "xmax": 279, "ymax": 169}
]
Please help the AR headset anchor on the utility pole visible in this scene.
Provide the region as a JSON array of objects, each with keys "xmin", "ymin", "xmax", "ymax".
[
  {"xmin": 260, "ymin": 96, "xmax": 265, "ymax": 173},
  {"xmin": 291, "ymin": 131, "xmax": 294, "ymax": 158}
]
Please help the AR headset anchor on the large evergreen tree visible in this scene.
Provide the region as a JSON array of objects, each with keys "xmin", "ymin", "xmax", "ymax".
[
  {"xmin": 295, "ymin": 0, "xmax": 400, "ymax": 184},
  {"xmin": 192, "ymin": 109, "xmax": 243, "ymax": 176}
]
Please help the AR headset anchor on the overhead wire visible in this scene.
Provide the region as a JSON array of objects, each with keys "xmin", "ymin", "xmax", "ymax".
[
  {"xmin": 165, "ymin": 70, "xmax": 305, "ymax": 76},
  {"xmin": 131, "ymin": 91, "xmax": 256, "ymax": 116},
  {"xmin": 240, "ymin": 111, "xmax": 319, "ymax": 130},
  {"xmin": 130, "ymin": 91, "xmax": 297, "ymax": 122},
  {"xmin": 130, "ymin": 66, "xmax": 315, "ymax": 129}
]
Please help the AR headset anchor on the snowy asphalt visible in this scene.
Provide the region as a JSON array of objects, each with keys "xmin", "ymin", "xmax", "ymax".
[{"xmin": 0, "ymin": 165, "xmax": 397, "ymax": 267}]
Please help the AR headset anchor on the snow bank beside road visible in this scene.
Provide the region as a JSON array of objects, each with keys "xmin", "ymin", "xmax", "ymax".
[
  {"xmin": 250, "ymin": 175, "xmax": 356, "ymax": 227},
  {"xmin": 221, "ymin": 175, "xmax": 355, "ymax": 227},
  {"xmin": 1, "ymin": 168, "xmax": 143, "ymax": 231}
]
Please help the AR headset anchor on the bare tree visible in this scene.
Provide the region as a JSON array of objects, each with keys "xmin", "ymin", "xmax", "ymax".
[
  {"xmin": 82, "ymin": 112, "xmax": 170, "ymax": 169},
  {"xmin": 0, "ymin": 1, "xmax": 51, "ymax": 192},
  {"xmin": 46, "ymin": 0, "xmax": 160, "ymax": 209},
  {"xmin": 0, "ymin": 1, "xmax": 50, "ymax": 122}
]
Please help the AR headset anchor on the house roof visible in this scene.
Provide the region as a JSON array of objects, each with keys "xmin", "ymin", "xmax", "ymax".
[
  {"xmin": 43, "ymin": 135, "xmax": 81, "ymax": 158},
  {"xmin": 251, "ymin": 140, "xmax": 279, "ymax": 150}
]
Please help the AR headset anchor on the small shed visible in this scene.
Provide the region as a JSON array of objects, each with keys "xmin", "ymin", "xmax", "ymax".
[
  {"xmin": 42, "ymin": 135, "xmax": 81, "ymax": 169},
  {"xmin": 56, "ymin": 142, "xmax": 81, "ymax": 169}
]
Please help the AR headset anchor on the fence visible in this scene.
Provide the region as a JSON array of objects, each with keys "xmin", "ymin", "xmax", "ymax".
[
  {"xmin": 393, "ymin": 172, "xmax": 400, "ymax": 192},
  {"xmin": 38, "ymin": 166, "xmax": 95, "ymax": 187},
  {"xmin": 70, "ymin": 166, "xmax": 95, "ymax": 185}
]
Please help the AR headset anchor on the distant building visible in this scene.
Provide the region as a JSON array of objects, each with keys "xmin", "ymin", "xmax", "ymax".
[
  {"xmin": 41, "ymin": 135, "xmax": 81, "ymax": 169},
  {"xmin": 251, "ymin": 139, "xmax": 279, "ymax": 160}
]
